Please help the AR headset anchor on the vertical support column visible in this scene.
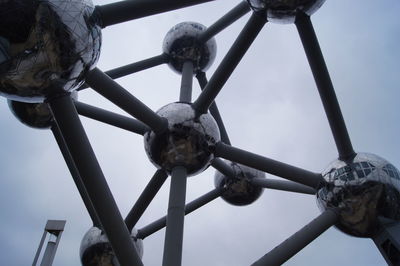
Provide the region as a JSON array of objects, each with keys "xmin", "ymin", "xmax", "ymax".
[
  {"xmin": 180, "ymin": 61, "xmax": 194, "ymax": 103},
  {"xmin": 162, "ymin": 166, "xmax": 188, "ymax": 266}
]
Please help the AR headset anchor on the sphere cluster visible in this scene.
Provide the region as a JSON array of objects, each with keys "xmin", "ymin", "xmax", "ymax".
[
  {"xmin": 0, "ymin": 0, "xmax": 101, "ymax": 103},
  {"xmin": 144, "ymin": 102, "xmax": 220, "ymax": 176},
  {"xmin": 80, "ymin": 226, "xmax": 143, "ymax": 266},
  {"xmin": 215, "ymin": 161, "xmax": 266, "ymax": 206},
  {"xmin": 317, "ymin": 153, "xmax": 400, "ymax": 237},
  {"xmin": 247, "ymin": 0, "xmax": 326, "ymax": 23},
  {"xmin": 163, "ymin": 22, "xmax": 217, "ymax": 74}
]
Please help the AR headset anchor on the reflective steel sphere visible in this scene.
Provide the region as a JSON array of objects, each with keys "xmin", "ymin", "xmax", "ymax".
[
  {"xmin": 8, "ymin": 91, "xmax": 77, "ymax": 129},
  {"xmin": 162, "ymin": 22, "xmax": 217, "ymax": 74},
  {"xmin": 0, "ymin": 0, "xmax": 102, "ymax": 103},
  {"xmin": 317, "ymin": 153, "xmax": 400, "ymax": 237},
  {"xmin": 80, "ymin": 226, "xmax": 143, "ymax": 266},
  {"xmin": 247, "ymin": 0, "xmax": 326, "ymax": 23},
  {"xmin": 144, "ymin": 102, "xmax": 220, "ymax": 176},
  {"xmin": 215, "ymin": 161, "xmax": 265, "ymax": 206}
]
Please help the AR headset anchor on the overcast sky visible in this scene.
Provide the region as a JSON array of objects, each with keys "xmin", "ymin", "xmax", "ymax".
[{"xmin": 0, "ymin": 0, "xmax": 399, "ymax": 265}]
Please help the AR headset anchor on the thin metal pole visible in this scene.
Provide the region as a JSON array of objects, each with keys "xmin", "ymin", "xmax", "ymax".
[
  {"xmin": 40, "ymin": 240, "xmax": 56, "ymax": 266},
  {"xmin": 295, "ymin": 13, "xmax": 355, "ymax": 161},
  {"xmin": 211, "ymin": 158, "xmax": 235, "ymax": 178},
  {"xmin": 251, "ymin": 209, "xmax": 338, "ymax": 266},
  {"xmin": 51, "ymin": 125, "xmax": 101, "ymax": 228},
  {"xmin": 136, "ymin": 188, "xmax": 222, "ymax": 239},
  {"xmin": 196, "ymin": 72, "xmax": 231, "ymax": 145},
  {"xmin": 75, "ymin": 101, "xmax": 149, "ymax": 135},
  {"xmin": 32, "ymin": 231, "xmax": 47, "ymax": 266},
  {"xmin": 85, "ymin": 68, "xmax": 167, "ymax": 134},
  {"xmin": 95, "ymin": 0, "xmax": 215, "ymax": 28},
  {"xmin": 48, "ymin": 95, "xmax": 143, "ymax": 266},
  {"xmin": 125, "ymin": 170, "xmax": 168, "ymax": 231},
  {"xmin": 251, "ymin": 178, "xmax": 316, "ymax": 195},
  {"xmin": 215, "ymin": 142, "xmax": 323, "ymax": 189},
  {"xmin": 79, "ymin": 54, "xmax": 169, "ymax": 91},
  {"xmin": 162, "ymin": 166, "xmax": 188, "ymax": 266},
  {"xmin": 179, "ymin": 61, "xmax": 194, "ymax": 103},
  {"xmin": 198, "ymin": 1, "xmax": 251, "ymax": 43},
  {"xmin": 193, "ymin": 13, "xmax": 266, "ymax": 114}
]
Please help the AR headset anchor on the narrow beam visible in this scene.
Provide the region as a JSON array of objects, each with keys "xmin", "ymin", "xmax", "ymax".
[
  {"xmin": 251, "ymin": 209, "xmax": 338, "ymax": 266},
  {"xmin": 197, "ymin": 1, "xmax": 251, "ymax": 43},
  {"xmin": 215, "ymin": 142, "xmax": 323, "ymax": 189},
  {"xmin": 51, "ymin": 124, "xmax": 101, "ymax": 227},
  {"xmin": 75, "ymin": 101, "xmax": 149, "ymax": 135},
  {"xmin": 85, "ymin": 68, "xmax": 167, "ymax": 134},
  {"xmin": 125, "ymin": 170, "xmax": 168, "ymax": 231},
  {"xmin": 162, "ymin": 167, "xmax": 188, "ymax": 266},
  {"xmin": 193, "ymin": 13, "xmax": 266, "ymax": 113},
  {"xmin": 48, "ymin": 95, "xmax": 143, "ymax": 266},
  {"xmin": 295, "ymin": 13, "xmax": 355, "ymax": 161},
  {"xmin": 136, "ymin": 188, "xmax": 222, "ymax": 240},
  {"xmin": 196, "ymin": 72, "xmax": 231, "ymax": 145},
  {"xmin": 251, "ymin": 178, "xmax": 316, "ymax": 195},
  {"xmin": 96, "ymin": 0, "xmax": 214, "ymax": 28},
  {"xmin": 179, "ymin": 61, "xmax": 194, "ymax": 103}
]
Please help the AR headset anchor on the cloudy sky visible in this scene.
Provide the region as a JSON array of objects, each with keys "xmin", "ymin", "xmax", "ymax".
[{"xmin": 0, "ymin": 0, "xmax": 399, "ymax": 265}]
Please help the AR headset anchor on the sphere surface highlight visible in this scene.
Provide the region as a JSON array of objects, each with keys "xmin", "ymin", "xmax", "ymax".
[
  {"xmin": 144, "ymin": 102, "xmax": 220, "ymax": 176},
  {"xmin": 80, "ymin": 226, "xmax": 143, "ymax": 266},
  {"xmin": 248, "ymin": 0, "xmax": 326, "ymax": 23},
  {"xmin": 317, "ymin": 153, "xmax": 400, "ymax": 237},
  {"xmin": 215, "ymin": 161, "xmax": 265, "ymax": 206},
  {"xmin": 0, "ymin": 0, "xmax": 102, "ymax": 103},
  {"xmin": 163, "ymin": 22, "xmax": 217, "ymax": 73}
]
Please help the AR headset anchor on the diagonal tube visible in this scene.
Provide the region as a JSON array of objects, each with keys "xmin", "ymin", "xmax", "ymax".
[
  {"xmin": 95, "ymin": 0, "xmax": 215, "ymax": 28},
  {"xmin": 196, "ymin": 72, "xmax": 231, "ymax": 145},
  {"xmin": 79, "ymin": 54, "xmax": 169, "ymax": 90},
  {"xmin": 295, "ymin": 13, "xmax": 355, "ymax": 161},
  {"xmin": 162, "ymin": 166, "xmax": 188, "ymax": 266},
  {"xmin": 136, "ymin": 187, "xmax": 222, "ymax": 240},
  {"xmin": 75, "ymin": 101, "xmax": 149, "ymax": 135},
  {"xmin": 85, "ymin": 68, "xmax": 167, "ymax": 134},
  {"xmin": 251, "ymin": 178, "xmax": 316, "ymax": 195},
  {"xmin": 125, "ymin": 170, "xmax": 168, "ymax": 231},
  {"xmin": 179, "ymin": 61, "xmax": 194, "ymax": 103},
  {"xmin": 251, "ymin": 209, "xmax": 338, "ymax": 266},
  {"xmin": 192, "ymin": 13, "xmax": 267, "ymax": 114},
  {"xmin": 211, "ymin": 158, "xmax": 236, "ymax": 178},
  {"xmin": 197, "ymin": 1, "xmax": 251, "ymax": 43},
  {"xmin": 48, "ymin": 95, "xmax": 143, "ymax": 266},
  {"xmin": 51, "ymin": 124, "xmax": 101, "ymax": 228},
  {"xmin": 215, "ymin": 142, "xmax": 323, "ymax": 189}
]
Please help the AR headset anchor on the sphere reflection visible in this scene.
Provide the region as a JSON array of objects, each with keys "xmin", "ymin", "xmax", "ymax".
[
  {"xmin": 0, "ymin": 0, "xmax": 102, "ymax": 103},
  {"xmin": 317, "ymin": 153, "xmax": 400, "ymax": 237},
  {"xmin": 80, "ymin": 226, "xmax": 143, "ymax": 266},
  {"xmin": 144, "ymin": 102, "xmax": 220, "ymax": 176},
  {"xmin": 163, "ymin": 22, "xmax": 217, "ymax": 74},
  {"xmin": 247, "ymin": 0, "xmax": 326, "ymax": 23},
  {"xmin": 215, "ymin": 161, "xmax": 265, "ymax": 206}
]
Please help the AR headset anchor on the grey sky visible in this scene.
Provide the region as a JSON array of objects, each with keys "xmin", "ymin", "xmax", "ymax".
[{"xmin": 0, "ymin": 0, "xmax": 399, "ymax": 265}]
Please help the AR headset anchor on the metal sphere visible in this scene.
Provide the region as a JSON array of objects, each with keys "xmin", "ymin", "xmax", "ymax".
[
  {"xmin": 0, "ymin": 0, "xmax": 102, "ymax": 103},
  {"xmin": 80, "ymin": 226, "xmax": 143, "ymax": 266},
  {"xmin": 162, "ymin": 22, "xmax": 217, "ymax": 74},
  {"xmin": 144, "ymin": 102, "xmax": 220, "ymax": 176},
  {"xmin": 7, "ymin": 92, "xmax": 77, "ymax": 129},
  {"xmin": 247, "ymin": 0, "xmax": 326, "ymax": 23},
  {"xmin": 215, "ymin": 161, "xmax": 265, "ymax": 206},
  {"xmin": 317, "ymin": 153, "xmax": 400, "ymax": 237}
]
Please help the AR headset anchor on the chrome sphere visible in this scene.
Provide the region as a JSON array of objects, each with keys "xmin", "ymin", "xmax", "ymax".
[
  {"xmin": 317, "ymin": 153, "xmax": 400, "ymax": 237},
  {"xmin": 248, "ymin": 0, "xmax": 326, "ymax": 23},
  {"xmin": 80, "ymin": 226, "xmax": 143, "ymax": 266},
  {"xmin": 162, "ymin": 22, "xmax": 217, "ymax": 74},
  {"xmin": 144, "ymin": 102, "xmax": 220, "ymax": 176},
  {"xmin": 8, "ymin": 92, "xmax": 77, "ymax": 129},
  {"xmin": 0, "ymin": 0, "xmax": 102, "ymax": 103},
  {"xmin": 215, "ymin": 161, "xmax": 265, "ymax": 206}
]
